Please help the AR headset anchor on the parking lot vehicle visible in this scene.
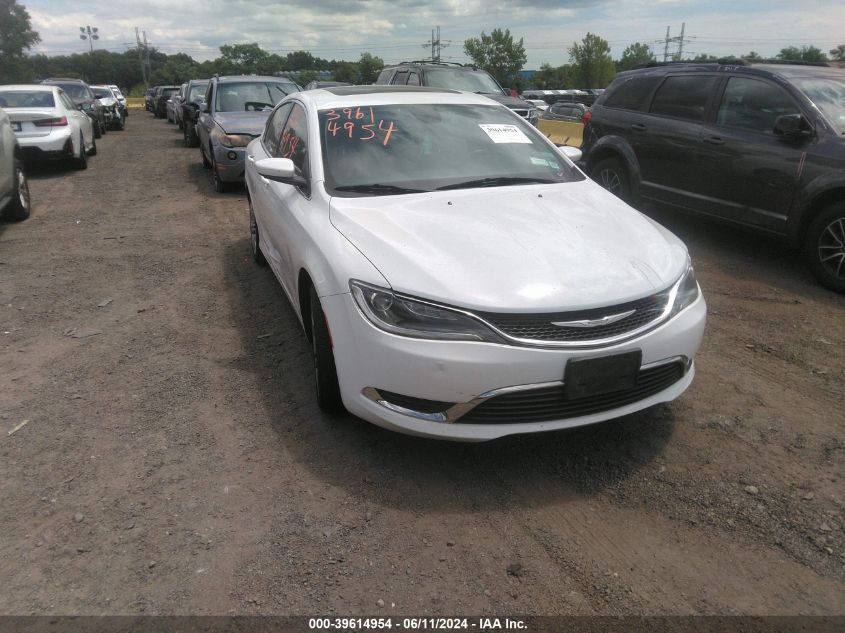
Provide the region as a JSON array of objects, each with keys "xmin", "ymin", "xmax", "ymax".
[
  {"xmin": 304, "ymin": 80, "xmax": 350, "ymax": 90},
  {"xmin": 197, "ymin": 75, "xmax": 299, "ymax": 192},
  {"xmin": 167, "ymin": 83, "xmax": 186, "ymax": 124},
  {"xmin": 40, "ymin": 78, "xmax": 106, "ymax": 138},
  {"xmin": 0, "ymin": 85, "xmax": 95, "ymax": 170},
  {"xmin": 523, "ymin": 98, "xmax": 549, "ymax": 111},
  {"xmin": 180, "ymin": 79, "xmax": 209, "ymax": 147},
  {"xmin": 582, "ymin": 61, "xmax": 845, "ymax": 293},
  {"xmin": 245, "ymin": 86, "xmax": 705, "ymax": 440},
  {"xmin": 0, "ymin": 106, "xmax": 30, "ymax": 221},
  {"xmin": 108, "ymin": 84, "xmax": 128, "ymax": 117},
  {"xmin": 538, "ymin": 101, "xmax": 589, "ymax": 147},
  {"xmin": 91, "ymin": 85, "xmax": 124, "ymax": 130},
  {"xmin": 375, "ymin": 62, "xmax": 539, "ymax": 125},
  {"xmin": 153, "ymin": 85, "xmax": 179, "ymax": 119},
  {"xmin": 144, "ymin": 88, "xmax": 156, "ymax": 112}
]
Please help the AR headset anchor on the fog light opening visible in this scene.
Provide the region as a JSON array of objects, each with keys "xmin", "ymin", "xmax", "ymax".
[{"xmin": 226, "ymin": 151, "xmax": 237, "ymax": 160}]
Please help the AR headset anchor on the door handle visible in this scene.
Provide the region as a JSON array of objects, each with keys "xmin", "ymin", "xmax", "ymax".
[
  {"xmin": 703, "ymin": 136, "xmax": 725, "ymax": 145},
  {"xmin": 630, "ymin": 123, "xmax": 647, "ymax": 132}
]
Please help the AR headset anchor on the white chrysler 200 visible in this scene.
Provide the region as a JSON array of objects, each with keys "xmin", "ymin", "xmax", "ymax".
[{"xmin": 244, "ymin": 86, "xmax": 706, "ymax": 441}]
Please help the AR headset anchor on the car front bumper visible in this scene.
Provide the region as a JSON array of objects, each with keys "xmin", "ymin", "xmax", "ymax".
[
  {"xmin": 212, "ymin": 144, "xmax": 247, "ymax": 182},
  {"xmin": 321, "ymin": 291, "xmax": 707, "ymax": 441}
]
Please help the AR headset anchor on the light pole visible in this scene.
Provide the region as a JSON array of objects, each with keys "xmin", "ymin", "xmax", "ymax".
[{"xmin": 80, "ymin": 26, "xmax": 99, "ymax": 53}]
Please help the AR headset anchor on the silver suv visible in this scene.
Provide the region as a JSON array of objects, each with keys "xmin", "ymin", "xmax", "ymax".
[{"xmin": 0, "ymin": 107, "xmax": 31, "ymax": 221}]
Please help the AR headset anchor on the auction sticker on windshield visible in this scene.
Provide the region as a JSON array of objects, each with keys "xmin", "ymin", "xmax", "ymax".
[{"xmin": 479, "ymin": 124, "xmax": 531, "ymax": 144}]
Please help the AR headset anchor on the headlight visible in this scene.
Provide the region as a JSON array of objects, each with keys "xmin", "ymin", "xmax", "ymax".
[
  {"xmin": 350, "ymin": 280, "xmax": 504, "ymax": 343},
  {"xmin": 670, "ymin": 263, "xmax": 700, "ymax": 316},
  {"xmin": 211, "ymin": 126, "xmax": 252, "ymax": 148}
]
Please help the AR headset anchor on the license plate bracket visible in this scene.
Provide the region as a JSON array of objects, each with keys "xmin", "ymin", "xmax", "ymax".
[{"xmin": 564, "ymin": 350, "xmax": 642, "ymax": 399}]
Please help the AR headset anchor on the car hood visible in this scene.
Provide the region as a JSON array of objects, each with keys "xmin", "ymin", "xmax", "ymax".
[
  {"xmin": 97, "ymin": 98, "xmax": 116, "ymax": 107},
  {"xmin": 329, "ymin": 180, "xmax": 689, "ymax": 312},
  {"xmin": 481, "ymin": 93, "xmax": 534, "ymax": 111},
  {"xmin": 213, "ymin": 111, "xmax": 271, "ymax": 136}
]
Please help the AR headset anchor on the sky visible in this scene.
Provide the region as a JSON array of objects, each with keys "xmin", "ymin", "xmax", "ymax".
[{"xmin": 23, "ymin": 0, "xmax": 845, "ymax": 67}]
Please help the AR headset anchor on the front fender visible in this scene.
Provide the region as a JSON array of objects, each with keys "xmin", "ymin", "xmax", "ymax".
[
  {"xmin": 789, "ymin": 172, "xmax": 845, "ymax": 246},
  {"xmin": 584, "ymin": 135, "xmax": 643, "ymax": 200}
]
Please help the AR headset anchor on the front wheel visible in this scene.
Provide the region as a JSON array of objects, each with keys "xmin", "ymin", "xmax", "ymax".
[
  {"xmin": 590, "ymin": 157, "xmax": 631, "ymax": 202},
  {"xmin": 309, "ymin": 287, "xmax": 344, "ymax": 413},
  {"xmin": 1, "ymin": 159, "xmax": 31, "ymax": 221},
  {"xmin": 88, "ymin": 134, "xmax": 97, "ymax": 156},
  {"xmin": 249, "ymin": 203, "xmax": 267, "ymax": 266},
  {"xmin": 73, "ymin": 132, "xmax": 88, "ymax": 170},
  {"xmin": 806, "ymin": 202, "xmax": 845, "ymax": 294}
]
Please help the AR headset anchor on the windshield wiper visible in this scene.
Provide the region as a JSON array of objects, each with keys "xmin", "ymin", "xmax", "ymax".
[
  {"xmin": 333, "ymin": 183, "xmax": 427, "ymax": 195},
  {"xmin": 437, "ymin": 176, "xmax": 558, "ymax": 191}
]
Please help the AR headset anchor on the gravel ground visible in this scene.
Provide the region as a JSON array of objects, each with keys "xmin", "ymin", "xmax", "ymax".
[{"xmin": 0, "ymin": 113, "xmax": 843, "ymax": 616}]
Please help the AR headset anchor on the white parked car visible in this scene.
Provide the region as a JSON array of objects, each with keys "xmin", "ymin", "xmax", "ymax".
[
  {"xmin": 245, "ymin": 87, "xmax": 706, "ymax": 441},
  {"xmin": 91, "ymin": 85, "xmax": 124, "ymax": 130},
  {"xmin": 0, "ymin": 107, "xmax": 30, "ymax": 221},
  {"xmin": 0, "ymin": 85, "xmax": 95, "ymax": 170}
]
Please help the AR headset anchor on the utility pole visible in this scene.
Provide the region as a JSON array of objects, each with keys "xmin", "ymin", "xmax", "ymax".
[
  {"xmin": 422, "ymin": 26, "xmax": 448, "ymax": 62},
  {"xmin": 663, "ymin": 26, "xmax": 670, "ymax": 62},
  {"xmin": 144, "ymin": 31, "xmax": 152, "ymax": 88},
  {"xmin": 135, "ymin": 27, "xmax": 148, "ymax": 89},
  {"xmin": 677, "ymin": 22, "xmax": 686, "ymax": 59}
]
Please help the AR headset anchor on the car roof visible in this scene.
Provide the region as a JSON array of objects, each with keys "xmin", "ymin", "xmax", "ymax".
[
  {"xmin": 213, "ymin": 75, "xmax": 296, "ymax": 83},
  {"xmin": 621, "ymin": 61, "xmax": 842, "ymax": 81},
  {"xmin": 0, "ymin": 84, "xmax": 59, "ymax": 92},
  {"xmin": 42, "ymin": 77, "xmax": 86, "ymax": 83},
  {"xmin": 295, "ymin": 86, "xmax": 506, "ymax": 109},
  {"xmin": 385, "ymin": 62, "xmax": 477, "ymax": 71}
]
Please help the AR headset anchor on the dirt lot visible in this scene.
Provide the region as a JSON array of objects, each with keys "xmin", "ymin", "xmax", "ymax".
[{"xmin": 1, "ymin": 113, "xmax": 843, "ymax": 617}]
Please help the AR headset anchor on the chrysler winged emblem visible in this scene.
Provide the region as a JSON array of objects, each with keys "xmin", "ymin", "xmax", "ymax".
[{"xmin": 551, "ymin": 309, "xmax": 636, "ymax": 328}]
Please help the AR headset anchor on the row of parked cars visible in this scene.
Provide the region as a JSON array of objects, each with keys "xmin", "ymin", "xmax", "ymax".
[{"xmin": 0, "ymin": 78, "xmax": 129, "ymax": 221}]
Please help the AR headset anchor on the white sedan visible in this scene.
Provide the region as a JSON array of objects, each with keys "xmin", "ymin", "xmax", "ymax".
[
  {"xmin": 0, "ymin": 85, "xmax": 95, "ymax": 169},
  {"xmin": 245, "ymin": 87, "xmax": 706, "ymax": 441}
]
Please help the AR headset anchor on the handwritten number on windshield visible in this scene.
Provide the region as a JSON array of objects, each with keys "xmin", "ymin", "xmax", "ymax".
[{"xmin": 324, "ymin": 108, "xmax": 397, "ymax": 146}]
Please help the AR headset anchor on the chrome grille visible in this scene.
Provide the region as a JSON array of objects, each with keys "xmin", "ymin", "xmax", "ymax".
[{"xmin": 475, "ymin": 288, "xmax": 672, "ymax": 344}]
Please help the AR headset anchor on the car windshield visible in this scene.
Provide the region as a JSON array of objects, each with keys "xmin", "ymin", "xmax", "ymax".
[
  {"xmin": 424, "ymin": 69, "xmax": 504, "ymax": 94},
  {"xmin": 56, "ymin": 83, "xmax": 88, "ymax": 100},
  {"xmin": 215, "ymin": 82, "xmax": 298, "ymax": 112},
  {"xmin": 161, "ymin": 88, "xmax": 178, "ymax": 96},
  {"xmin": 319, "ymin": 103, "xmax": 583, "ymax": 196},
  {"xmin": 0, "ymin": 90, "xmax": 55, "ymax": 108},
  {"xmin": 188, "ymin": 84, "xmax": 207, "ymax": 101},
  {"xmin": 91, "ymin": 88, "xmax": 113, "ymax": 99},
  {"xmin": 794, "ymin": 76, "xmax": 845, "ymax": 135}
]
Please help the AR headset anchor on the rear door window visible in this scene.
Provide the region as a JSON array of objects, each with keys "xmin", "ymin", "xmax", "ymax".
[
  {"xmin": 649, "ymin": 75, "xmax": 719, "ymax": 121},
  {"xmin": 406, "ymin": 72, "xmax": 421, "ymax": 86},
  {"xmin": 603, "ymin": 76, "xmax": 661, "ymax": 111},
  {"xmin": 391, "ymin": 71, "xmax": 409, "ymax": 85}
]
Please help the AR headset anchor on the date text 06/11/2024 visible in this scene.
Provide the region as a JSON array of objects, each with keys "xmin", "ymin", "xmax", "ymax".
[{"xmin": 308, "ymin": 617, "xmax": 528, "ymax": 630}]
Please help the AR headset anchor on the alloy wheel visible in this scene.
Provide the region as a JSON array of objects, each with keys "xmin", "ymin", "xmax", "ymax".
[
  {"xmin": 16, "ymin": 167, "xmax": 30, "ymax": 212},
  {"xmin": 599, "ymin": 168, "xmax": 622, "ymax": 194},
  {"xmin": 818, "ymin": 217, "xmax": 845, "ymax": 280}
]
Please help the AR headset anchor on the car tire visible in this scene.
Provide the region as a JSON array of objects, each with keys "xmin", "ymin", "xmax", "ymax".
[
  {"xmin": 1, "ymin": 159, "xmax": 31, "ymax": 222},
  {"xmin": 88, "ymin": 134, "xmax": 97, "ymax": 156},
  {"xmin": 309, "ymin": 287, "xmax": 344, "ymax": 413},
  {"xmin": 93, "ymin": 121, "xmax": 102, "ymax": 139},
  {"xmin": 201, "ymin": 143, "xmax": 211, "ymax": 169},
  {"xmin": 177, "ymin": 117, "xmax": 183, "ymax": 130},
  {"xmin": 249, "ymin": 202, "xmax": 267, "ymax": 266},
  {"xmin": 590, "ymin": 157, "xmax": 631, "ymax": 202},
  {"xmin": 805, "ymin": 202, "xmax": 845, "ymax": 294},
  {"xmin": 211, "ymin": 156, "xmax": 228, "ymax": 193},
  {"xmin": 73, "ymin": 132, "xmax": 88, "ymax": 170},
  {"xmin": 185, "ymin": 123, "xmax": 198, "ymax": 148}
]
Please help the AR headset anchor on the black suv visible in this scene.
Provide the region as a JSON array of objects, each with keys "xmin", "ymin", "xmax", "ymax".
[
  {"xmin": 180, "ymin": 79, "xmax": 209, "ymax": 147},
  {"xmin": 40, "ymin": 78, "xmax": 106, "ymax": 138},
  {"xmin": 153, "ymin": 85, "xmax": 180, "ymax": 119},
  {"xmin": 375, "ymin": 62, "xmax": 539, "ymax": 125},
  {"xmin": 581, "ymin": 61, "xmax": 845, "ymax": 293}
]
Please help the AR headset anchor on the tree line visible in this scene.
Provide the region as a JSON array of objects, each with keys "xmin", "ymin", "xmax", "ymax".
[{"xmin": 1, "ymin": 0, "xmax": 842, "ymax": 95}]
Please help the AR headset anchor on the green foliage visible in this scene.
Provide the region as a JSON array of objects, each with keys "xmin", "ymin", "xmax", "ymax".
[
  {"xmin": 463, "ymin": 28, "xmax": 527, "ymax": 86},
  {"xmin": 332, "ymin": 62, "xmax": 359, "ymax": 84},
  {"xmin": 617, "ymin": 43, "xmax": 654, "ymax": 71},
  {"xmin": 777, "ymin": 45, "xmax": 827, "ymax": 62},
  {"xmin": 691, "ymin": 53, "xmax": 719, "ymax": 62},
  {"xmin": 568, "ymin": 32, "xmax": 615, "ymax": 88},
  {"xmin": 358, "ymin": 52, "xmax": 384, "ymax": 84},
  {"xmin": 829, "ymin": 45, "xmax": 845, "ymax": 61},
  {"xmin": 744, "ymin": 51, "xmax": 762, "ymax": 60},
  {"xmin": 533, "ymin": 63, "xmax": 569, "ymax": 89},
  {"xmin": 0, "ymin": 0, "xmax": 40, "ymax": 82}
]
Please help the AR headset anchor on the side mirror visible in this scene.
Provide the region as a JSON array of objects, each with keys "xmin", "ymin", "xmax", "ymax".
[
  {"xmin": 773, "ymin": 114, "xmax": 812, "ymax": 140},
  {"xmin": 80, "ymin": 102, "xmax": 92, "ymax": 111},
  {"xmin": 560, "ymin": 146, "xmax": 582, "ymax": 163},
  {"xmin": 198, "ymin": 102, "xmax": 209, "ymax": 113},
  {"xmin": 253, "ymin": 157, "xmax": 308, "ymax": 187}
]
